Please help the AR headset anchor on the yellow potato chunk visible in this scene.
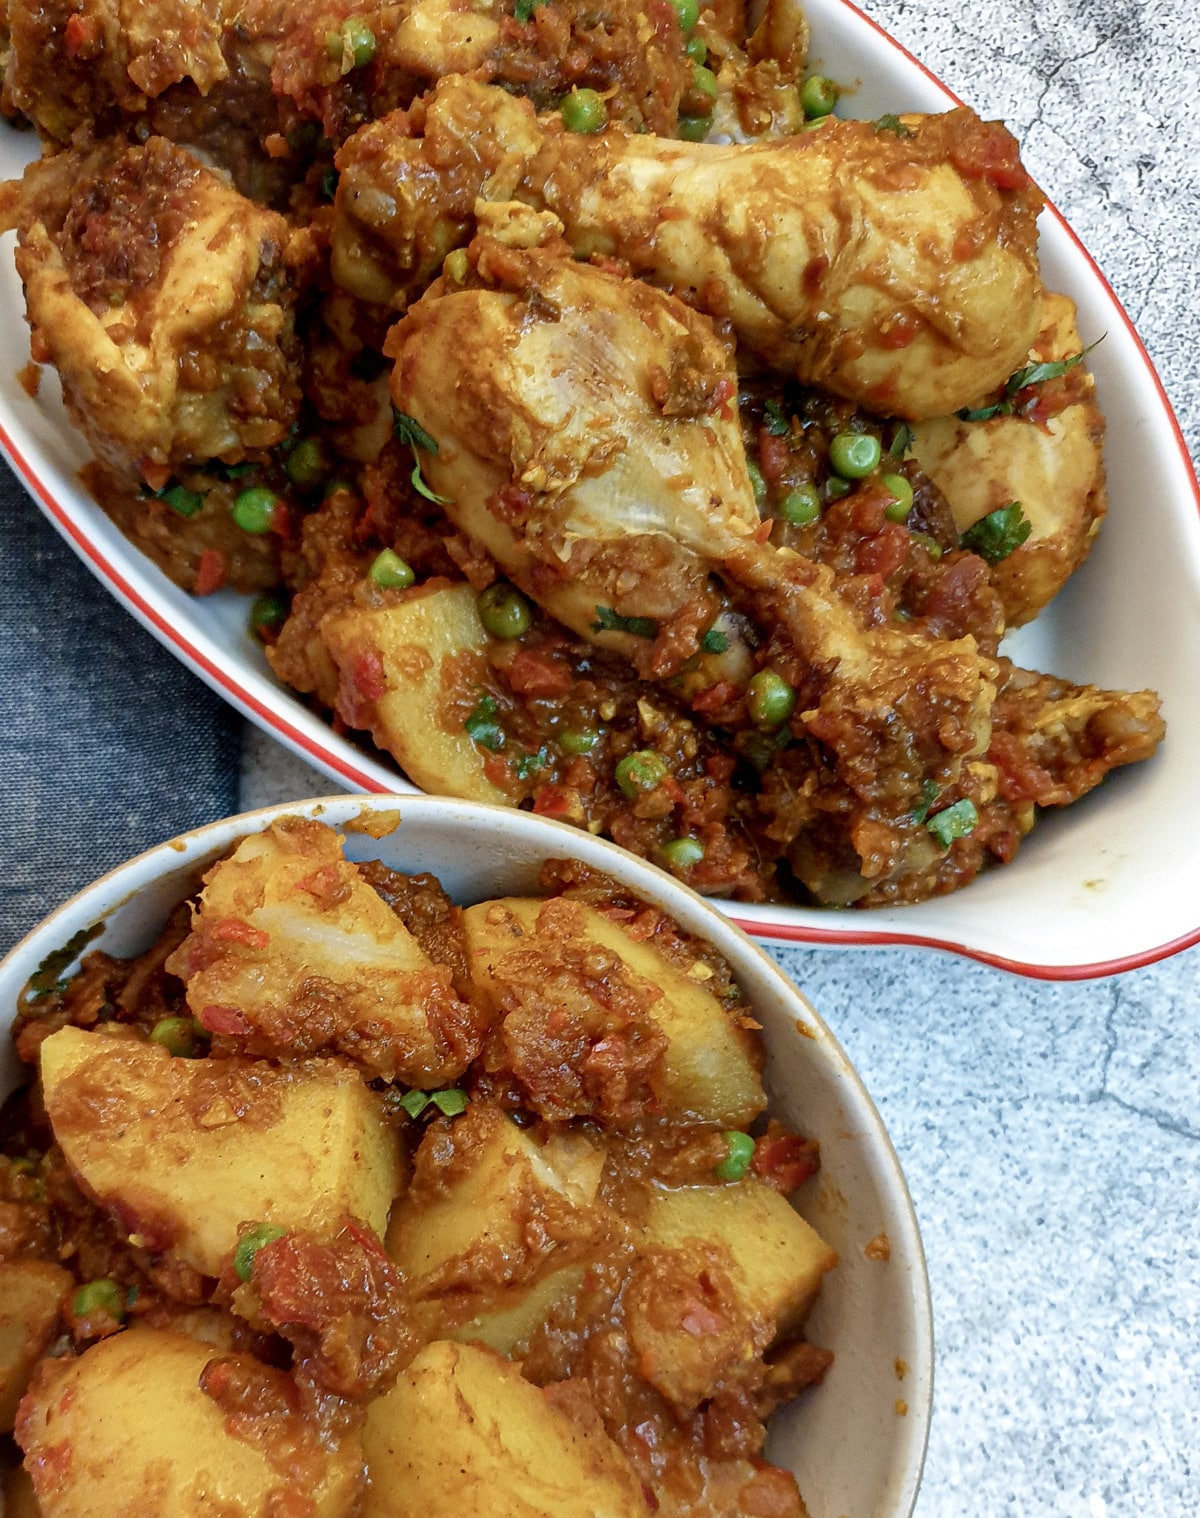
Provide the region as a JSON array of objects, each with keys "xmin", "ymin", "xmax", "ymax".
[
  {"xmin": 642, "ymin": 1180, "xmax": 837, "ymax": 1335},
  {"xmin": 16, "ymin": 1328, "xmax": 363, "ymax": 1517},
  {"xmin": 911, "ymin": 291, "xmax": 1106, "ymax": 626},
  {"xmin": 168, "ymin": 816, "xmax": 482, "ymax": 1084},
  {"xmin": 321, "ymin": 584, "xmax": 509, "ymax": 805},
  {"xmin": 387, "ymin": 1104, "xmax": 606, "ymax": 1355},
  {"xmin": 462, "ymin": 898, "xmax": 765, "ymax": 1126},
  {"xmin": 40, "ymin": 1026, "xmax": 400, "ymax": 1278},
  {"xmin": 0, "ymin": 1262, "xmax": 70, "ymax": 1432},
  {"xmin": 361, "ymin": 1340, "xmax": 650, "ymax": 1518}
]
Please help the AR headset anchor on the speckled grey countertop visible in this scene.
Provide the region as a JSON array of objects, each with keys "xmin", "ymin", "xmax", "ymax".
[
  {"xmin": 239, "ymin": 3, "xmax": 1200, "ymax": 1513},
  {"xmin": 2, "ymin": 0, "xmax": 1197, "ymax": 1512}
]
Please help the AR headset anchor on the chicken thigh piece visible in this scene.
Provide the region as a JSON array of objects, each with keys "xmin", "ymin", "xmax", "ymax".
[
  {"xmin": 8, "ymin": 136, "xmax": 301, "ymax": 479},
  {"xmin": 387, "ymin": 238, "xmax": 999, "ymax": 882},
  {"xmin": 335, "ymin": 77, "xmax": 1044, "ymax": 418}
]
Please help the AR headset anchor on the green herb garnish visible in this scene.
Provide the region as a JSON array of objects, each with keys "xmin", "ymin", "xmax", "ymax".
[
  {"xmin": 873, "ymin": 113, "xmax": 913, "ymax": 136},
  {"xmin": 926, "ymin": 798, "xmax": 979, "ymax": 848},
  {"xmin": 24, "ymin": 926, "xmax": 100, "ymax": 1002},
  {"xmin": 960, "ymin": 501, "xmax": 1032, "ymax": 563},
  {"xmin": 592, "ymin": 605, "xmax": 658, "ymax": 639},
  {"xmin": 889, "ymin": 421, "xmax": 914, "ymax": 457},
  {"xmin": 399, "ymin": 1088, "xmax": 469, "ymax": 1119},
  {"xmin": 410, "ymin": 459, "xmax": 451, "ymax": 504},
  {"xmin": 465, "ymin": 694, "xmax": 506, "ymax": 751},
  {"xmin": 514, "ymin": 0, "xmax": 547, "ymax": 20},
  {"xmin": 912, "ymin": 777, "xmax": 939, "ymax": 825},
  {"xmin": 514, "ymin": 746, "xmax": 551, "ymax": 780},
  {"xmin": 701, "ymin": 627, "xmax": 730, "ymax": 654},
  {"xmin": 392, "ymin": 409, "xmax": 439, "ymax": 452},
  {"xmin": 763, "ymin": 399, "xmax": 790, "ymax": 437}
]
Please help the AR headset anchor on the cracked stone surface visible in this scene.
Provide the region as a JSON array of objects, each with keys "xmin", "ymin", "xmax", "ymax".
[{"xmin": 177, "ymin": 0, "xmax": 1200, "ymax": 1512}]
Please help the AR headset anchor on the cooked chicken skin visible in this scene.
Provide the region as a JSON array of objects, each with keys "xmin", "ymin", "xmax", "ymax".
[
  {"xmin": 388, "ymin": 239, "xmax": 1001, "ymax": 888},
  {"xmin": 335, "ymin": 76, "xmax": 1044, "ymax": 417},
  {"xmin": 10, "ymin": 137, "xmax": 301, "ymax": 477}
]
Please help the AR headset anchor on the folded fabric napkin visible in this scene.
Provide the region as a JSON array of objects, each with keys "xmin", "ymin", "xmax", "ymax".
[{"xmin": 0, "ymin": 461, "xmax": 242, "ymax": 957}]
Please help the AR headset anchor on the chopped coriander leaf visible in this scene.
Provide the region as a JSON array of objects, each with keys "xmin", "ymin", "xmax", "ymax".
[
  {"xmin": 701, "ymin": 627, "xmax": 730, "ymax": 654},
  {"xmin": 25, "ymin": 926, "xmax": 100, "ymax": 1000},
  {"xmin": 912, "ymin": 777, "xmax": 939, "ymax": 825},
  {"xmin": 926, "ymin": 798, "xmax": 979, "ymax": 848},
  {"xmin": 592, "ymin": 605, "xmax": 657, "ymax": 639},
  {"xmin": 162, "ymin": 484, "xmax": 204, "ymax": 518},
  {"xmin": 392, "ymin": 409, "xmax": 439, "ymax": 453},
  {"xmin": 430, "ymin": 1088, "xmax": 469, "ymax": 1117},
  {"xmin": 763, "ymin": 398, "xmax": 790, "ymax": 436},
  {"xmin": 513, "ymin": 0, "xmax": 546, "ymax": 20},
  {"xmin": 956, "ymin": 400, "xmax": 1012, "ymax": 422},
  {"xmin": 72, "ymin": 1278, "xmax": 126, "ymax": 1322},
  {"xmin": 399, "ymin": 1090, "xmax": 430, "ymax": 1119},
  {"xmin": 873, "ymin": 113, "xmax": 913, "ymax": 136},
  {"xmin": 233, "ymin": 1223, "xmax": 287, "ymax": 1282},
  {"xmin": 889, "ymin": 421, "xmax": 914, "ymax": 457},
  {"xmin": 960, "ymin": 501, "xmax": 1032, "ymax": 563},
  {"xmin": 514, "ymin": 746, "xmax": 551, "ymax": 780},
  {"xmin": 410, "ymin": 459, "xmax": 451, "ymax": 504},
  {"xmin": 1005, "ymin": 338, "xmax": 1101, "ymax": 396},
  {"xmin": 465, "ymin": 694, "xmax": 506, "ymax": 751}
]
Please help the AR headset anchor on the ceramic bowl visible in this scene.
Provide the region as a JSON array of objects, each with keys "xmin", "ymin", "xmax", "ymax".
[
  {"xmin": 4, "ymin": 0, "xmax": 1195, "ymax": 977},
  {"xmin": 0, "ymin": 793, "xmax": 931, "ymax": 1518}
]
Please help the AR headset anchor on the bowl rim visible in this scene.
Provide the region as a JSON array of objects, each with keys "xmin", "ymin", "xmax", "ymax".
[
  {"xmin": 3, "ymin": 0, "xmax": 1196, "ymax": 979},
  {"xmin": 0, "ymin": 790, "xmax": 934, "ymax": 1518}
]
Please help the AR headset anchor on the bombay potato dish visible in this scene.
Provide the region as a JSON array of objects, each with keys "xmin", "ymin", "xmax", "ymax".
[
  {"xmin": 0, "ymin": 817, "xmax": 838, "ymax": 1517},
  {"xmin": 0, "ymin": 0, "xmax": 1164, "ymax": 907}
]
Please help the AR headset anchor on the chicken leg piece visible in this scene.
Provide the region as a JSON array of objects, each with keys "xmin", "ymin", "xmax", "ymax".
[
  {"xmin": 386, "ymin": 238, "xmax": 999, "ymax": 866},
  {"xmin": 336, "ymin": 76, "xmax": 1044, "ymax": 418}
]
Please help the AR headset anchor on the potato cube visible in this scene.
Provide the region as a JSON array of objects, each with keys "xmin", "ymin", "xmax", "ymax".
[
  {"xmin": 362, "ymin": 1340, "xmax": 650, "ymax": 1518},
  {"xmin": 463, "ymin": 898, "xmax": 765, "ymax": 1126},
  {"xmin": 15, "ymin": 1327, "xmax": 362, "ymax": 1517},
  {"xmin": 167, "ymin": 816, "xmax": 483, "ymax": 1084},
  {"xmin": 321, "ymin": 585, "xmax": 510, "ymax": 804},
  {"xmin": 0, "ymin": 1261, "xmax": 70, "ymax": 1431},
  {"xmin": 40, "ymin": 1026, "xmax": 400, "ymax": 1278},
  {"xmin": 387, "ymin": 1105, "xmax": 605, "ymax": 1352},
  {"xmin": 641, "ymin": 1180, "xmax": 837, "ymax": 1335}
]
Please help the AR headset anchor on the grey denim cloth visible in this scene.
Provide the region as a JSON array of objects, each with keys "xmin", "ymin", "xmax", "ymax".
[{"xmin": 0, "ymin": 460, "xmax": 242, "ymax": 956}]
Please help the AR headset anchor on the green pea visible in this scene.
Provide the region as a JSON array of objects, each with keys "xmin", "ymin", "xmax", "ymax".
[
  {"xmin": 560, "ymin": 88, "xmax": 608, "ymax": 134},
  {"xmin": 678, "ymin": 113, "xmax": 713, "ymax": 142},
  {"xmin": 233, "ymin": 1223, "xmax": 287, "ymax": 1282},
  {"xmin": 800, "ymin": 74, "xmax": 838, "ymax": 119},
  {"xmin": 746, "ymin": 461, "xmax": 768, "ymax": 508},
  {"xmin": 148, "ymin": 1016, "xmax": 207, "ymax": 1058},
  {"xmin": 685, "ymin": 34, "xmax": 707, "ymax": 62},
  {"xmin": 828, "ymin": 432, "xmax": 882, "ymax": 479},
  {"xmin": 691, "ymin": 63, "xmax": 718, "ymax": 101},
  {"xmin": 715, "ymin": 1130, "xmax": 755, "ymax": 1182},
  {"xmin": 285, "ymin": 438, "xmax": 330, "ymax": 492},
  {"xmin": 73, "ymin": 1278, "xmax": 126, "ymax": 1322},
  {"xmin": 910, "ymin": 532, "xmax": 943, "ymax": 562},
  {"xmin": 882, "ymin": 472, "xmax": 915, "ymax": 521},
  {"xmin": 478, "ymin": 582, "xmax": 533, "ymax": 639},
  {"xmin": 825, "ymin": 476, "xmax": 851, "ymax": 500},
  {"xmin": 747, "ymin": 669, "xmax": 796, "ymax": 728},
  {"xmin": 671, "ymin": 0, "xmax": 700, "ymax": 33},
  {"xmin": 249, "ymin": 591, "xmax": 289, "ymax": 637},
  {"xmin": 779, "ymin": 484, "xmax": 821, "ymax": 526},
  {"xmin": 343, "ymin": 19, "xmax": 376, "ymax": 67},
  {"xmin": 369, "ymin": 549, "xmax": 416, "ymax": 589},
  {"xmin": 615, "ymin": 749, "xmax": 669, "ymax": 800},
  {"xmin": 324, "ymin": 479, "xmax": 356, "ymax": 501},
  {"xmin": 560, "ymin": 728, "xmax": 600, "ymax": 755},
  {"xmin": 662, "ymin": 836, "xmax": 704, "ymax": 869},
  {"xmin": 444, "ymin": 248, "xmax": 470, "ymax": 284},
  {"xmin": 231, "ymin": 487, "xmax": 278, "ymax": 534}
]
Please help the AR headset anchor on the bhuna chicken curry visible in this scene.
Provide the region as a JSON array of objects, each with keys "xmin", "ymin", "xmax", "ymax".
[
  {"xmin": 0, "ymin": 0, "xmax": 1164, "ymax": 907},
  {"xmin": 0, "ymin": 817, "xmax": 837, "ymax": 1517}
]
